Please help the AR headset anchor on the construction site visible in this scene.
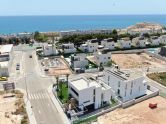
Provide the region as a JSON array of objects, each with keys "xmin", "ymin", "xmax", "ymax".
[
  {"xmin": 40, "ymin": 57, "xmax": 72, "ymax": 76},
  {"xmin": 97, "ymin": 96, "xmax": 166, "ymax": 124},
  {"xmin": 112, "ymin": 53, "xmax": 166, "ymax": 69}
]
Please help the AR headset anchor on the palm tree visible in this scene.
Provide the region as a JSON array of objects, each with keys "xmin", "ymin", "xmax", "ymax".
[
  {"xmin": 66, "ymin": 74, "xmax": 70, "ymax": 88},
  {"xmin": 56, "ymin": 76, "xmax": 59, "ymax": 90}
]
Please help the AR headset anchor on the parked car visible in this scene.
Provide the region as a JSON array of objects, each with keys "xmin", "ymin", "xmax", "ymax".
[
  {"xmin": 0, "ymin": 77, "xmax": 7, "ymax": 81},
  {"xmin": 16, "ymin": 66, "xmax": 20, "ymax": 70},
  {"xmin": 44, "ymin": 68, "xmax": 49, "ymax": 71}
]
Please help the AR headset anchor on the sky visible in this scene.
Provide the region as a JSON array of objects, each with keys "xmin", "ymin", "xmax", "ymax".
[{"xmin": 0, "ymin": 0, "xmax": 166, "ymax": 16}]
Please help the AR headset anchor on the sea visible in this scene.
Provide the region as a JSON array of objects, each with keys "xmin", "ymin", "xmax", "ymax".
[{"xmin": 0, "ymin": 15, "xmax": 166, "ymax": 34}]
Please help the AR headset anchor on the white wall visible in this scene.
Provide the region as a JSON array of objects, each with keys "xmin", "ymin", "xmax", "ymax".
[
  {"xmin": 101, "ymin": 40, "xmax": 115, "ymax": 50},
  {"xmin": 103, "ymin": 71, "xmax": 147, "ymax": 102},
  {"xmin": 94, "ymin": 53, "xmax": 111, "ymax": 66},
  {"xmin": 118, "ymin": 40, "xmax": 131, "ymax": 49}
]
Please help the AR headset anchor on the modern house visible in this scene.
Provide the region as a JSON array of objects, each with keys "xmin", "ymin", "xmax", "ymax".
[
  {"xmin": 94, "ymin": 52, "xmax": 111, "ymax": 66},
  {"xmin": 101, "ymin": 38, "xmax": 115, "ymax": 50},
  {"xmin": 132, "ymin": 37, "xmax": 147, "ymax": 48},
  {"xmin": 0, "ymin": 44, "xmax": 13, "ymax": 62},
  {"xmin": 62, "ymin": 43, "xmax": 76, "ymax": 54},
  {"xmin": 68, "ymin": 77, "xmax": 112, "ymax": 111},
  {"xmin": 103, "ymin": 68, "xmax": 147, "ymax": 102},
  {"xmin": 0, "ymin": 44, "xmax": 13, "ymax": 77},
  {"xmin": 43, "ymin": 44, "xmax": 59, "ymax": 56},
  {"xmin": 0, "ymin": 61, "xmax": 9, "ymax": 77},
  {"xmin": 71, "ymin": 53, "xmax": 89, "ymax": 71},
  {"xmin": 159, "ymin": 35, "xmax": 166, "ymax": 45},
  {"xmin": 150, "ymin": 36, "xmax": 160, "ymax": 46},
  {"xmin": 118, "ymin": 37, "xmax": 131, "ymax": 49},
  {"xmin": 79, "ymin": 39, "xmax": 98, "ymax": 53}
]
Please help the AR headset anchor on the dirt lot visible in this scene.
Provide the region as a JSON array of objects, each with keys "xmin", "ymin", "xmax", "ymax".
[
  {"xmin": 97, "ymin": 96, "xmax": 166, "ymax": 124},
  {"xmin": 42, "ymin": 57, "xmax": 72, "ymax": 76},
  {"xmin": 112, "ymin": 53, "xmax": 166, "ymax": 69},
  {"xmin": 0, "ymin": 90, "xmax": 28, "ymax": 124}
]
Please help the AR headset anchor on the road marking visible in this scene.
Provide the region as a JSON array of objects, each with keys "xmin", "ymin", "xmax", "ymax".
[
  {"xmin": 41, "ymin": 93, "xmax": 45, "ymax": 99},
  {"xmin": 38, "ymin": 93, "xmax": 42, "ymax": 99},
  {"xmin": 33, "ymin": 94, "xmax": 37, "ymax": 99},
  {"xmin": 36, "ymin": 94, "xmax": 39, "ymax": 99}
]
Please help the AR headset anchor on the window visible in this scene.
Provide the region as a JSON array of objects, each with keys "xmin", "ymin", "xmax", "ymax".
[
  {"xmin": 118, "ymin": 81, "xmax": 121, "ymax": 87},
  {"xmin": 93, "ymin": 89, "xmax": 95, "ymax": 95},
  {"xmin": 83, "ymin": 100, "xmax": 90, "ymax": 104},
  {"xmin": 108, "ymin": 57, "xmax": 111, "ymax": 59},
  {"xmin": 125, "ymin": 84, "xmax": 127, "ymax": 89},
  {"xmin": 130, "ymin": 89, "xmax": 132, "ymax": 95},
  {"xmin": 131, "ymin": 82, "xmax": 133, "ymax": 88},
  {"xmin": 70, "ymin": 87, "xmax": 78, "ymax": 96},
  {"xmin": 108, "ymin": 76, "xmax": 110, "ymax": 82},
  {"xmin": 124, "ymin": 91, "xmax": 126, "ymax": 97}
]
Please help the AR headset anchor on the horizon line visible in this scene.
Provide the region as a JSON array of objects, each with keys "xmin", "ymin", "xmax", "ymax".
[{"xmin": 0, "ymin": 14, "xmax": 166, "ymax": 17}]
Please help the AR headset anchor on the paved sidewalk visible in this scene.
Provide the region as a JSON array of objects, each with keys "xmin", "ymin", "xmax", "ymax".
[
  {"xmin": 47, "ymin": 85, "xmax": 71, "ymax": 124},
  {"xmin": 18, "ymin": 89, "xmax": 37, "ymax": 124}
]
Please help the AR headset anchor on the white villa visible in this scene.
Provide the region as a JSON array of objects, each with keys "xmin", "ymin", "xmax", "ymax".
[
  {"xmin": 94, "ymin": 52, "xmax": 111, "ymax": 66},
  {"xmin": 132, "ymin": 37, "xmax": 147, "ymax": 48},
  {"xmin": 118, "ymin": 37, "xmax": 131, "ymax": 49},
  {"xmin": 150, "ymin": 36, "xmax": 160, "ymax": 46},
  {"xmin": 103, "ymin": 69, "xmax": 147, "ymax": 102},
  {"xmin": 71, "ymin": 53, "xmax": 89, "ymax": 71},
  {"xmin": 0, "ymin": 44, "xmax": 13, "ymax": 77},
  {"xmin": 160, "ymin": 35, "xmax": 166, "ymax": 45},
  {"xmin": 79, "ymin": 39, "xmax": 98, "ymax": 53},
  {"xmin": 101, "ymin": 38, "xmax": 115, "ymax": 50},
  {"xmin": 43, "ymin": 44, "xmax": 59, "ymax": 56},
  {"xmin": 68, "ymin": 77, "xmax": 112, "ymax": 111},
  {"xmin": 62, "ymin": 43, "xmax": 76, "ymax": 54}
]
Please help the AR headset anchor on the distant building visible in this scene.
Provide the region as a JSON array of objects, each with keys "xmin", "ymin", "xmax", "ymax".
[
  {"xmin": 101, "ymin": 38, "xmax": 115, "ymax": 50},
  {"xmin": 103, "ymin": 69, "xmax": 147, "ymax": 102},
  {"xmin": 150, "ymin": 36, "xmax": 160, "ymax": 46},
  {"xmin": 94, "ymin": 52, "xmax": 111, "ymax": 66},
  {"xmin": 0, "ymin": 61, "xmax": 9, "ymax": 77},
  {"xmin": 68, "ymin": 77, "xmax": 112, "ymax": 111},
  {"xmin": 71, "ymin": 53, "xmax": 89, "ymax": 71},
  {"xmin": 0, "ymin": 44, "xmax": 13, "ymax": 62},
  {"xmin": 43, "ymin": 44, "xmax": 59, "ymax": 56},
  {"xmin": 62, "ymin": 43, "xmax": 76, "ymax": 54},
  {"xmin": 0, "ymin": 44, "xmax": 13, "ymax": 77},
  {"xmin": 132, "ymin": 37, "xmax": 147, "ymax": 48},
  {"xmin": 118, "ymin": 37, "xmax": 131, "ymax": 49},
  {"xmin": 79, "ymin": 39, "xmax": 99, "ymax": 53},
  {"xmin": 159, "ymin": 35, "xmax": 166, "ymax": 45}
]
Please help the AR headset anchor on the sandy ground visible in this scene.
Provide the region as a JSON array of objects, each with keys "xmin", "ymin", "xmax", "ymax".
[
  {"xmin": 112, "ymin": 53, "xmax": 166, "ymax": 69},
  {"xmin": 0, "ymin": 93, "xmax": 22, "ymax": 124},
  {"xmin": 97, "ymin": 96, "xmax": 166, "ymax": 124},
  {"xmin": 42, "ymin": 58, "xmax": 72, "ymax": 76}
]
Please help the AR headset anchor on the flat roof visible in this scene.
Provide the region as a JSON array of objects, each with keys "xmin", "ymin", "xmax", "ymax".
[
  {"xmin": 0, "ymin": 44, "xmax": 13, "ymax": 54},
  {"xmin": 105, "ymin": 68, "xmax": 143, "ymax": 81},
  {"xmin": 0, "ymin": 61, "xmax": 9, "ymax": 67},
  {"xmin": 70, "ymin": 77, "xmax": 100, "ymax": 91}
]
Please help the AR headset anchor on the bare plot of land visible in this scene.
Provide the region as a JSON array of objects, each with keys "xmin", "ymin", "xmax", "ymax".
[
  {"xmin": 97, "ymin": 96, "xmax": 166, "ymax": 124},
  {"xmin": 41, "ymin": 58, "xmax": 72, "ymax": 76},
  {"xmin": 0, "ymin": 91, "xmax": 28, "ymax": 124},
  {"xmin": 112, "ymin": 53, "xmax": 166, "ymax": 69}
]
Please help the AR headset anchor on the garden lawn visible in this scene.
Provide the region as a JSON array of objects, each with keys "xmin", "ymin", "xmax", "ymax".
[{"xmin": 58, "ymin": 83, "xmax": 69, "ymax": 103}]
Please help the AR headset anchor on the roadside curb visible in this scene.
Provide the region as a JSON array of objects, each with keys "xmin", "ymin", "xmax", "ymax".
[
  {"xmin": 17, "ymin": 88, "xmax": 37, "ymax": 124},
  {"xmin": 47, "ymin": 85, "xmax": 70, "ymax": 124},
  {"xmin": 146, "ymin": 76, "xmax": 166, "ymax": 90}
]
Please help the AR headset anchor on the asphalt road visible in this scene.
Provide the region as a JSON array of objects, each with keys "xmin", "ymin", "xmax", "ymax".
[{"xmin": 14, "ymin": 46, "xmax": 64, "ymax": 124}]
